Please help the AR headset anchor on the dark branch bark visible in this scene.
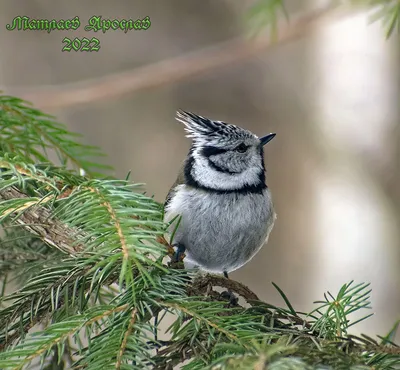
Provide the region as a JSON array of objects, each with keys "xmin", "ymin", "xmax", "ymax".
[{"xmin": 190, "ymin": 273, "xmax": 260, "ymax": 302}]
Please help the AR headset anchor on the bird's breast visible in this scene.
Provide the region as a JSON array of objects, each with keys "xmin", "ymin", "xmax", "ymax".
[{"xmin": 164, "ymin": 185, "xmax": 275, "ymax": 273}]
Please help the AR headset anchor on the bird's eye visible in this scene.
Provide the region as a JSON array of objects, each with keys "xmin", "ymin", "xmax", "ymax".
[{"xmin": 235, "ymin": 143, "xmax": 248, "ymax": 153}]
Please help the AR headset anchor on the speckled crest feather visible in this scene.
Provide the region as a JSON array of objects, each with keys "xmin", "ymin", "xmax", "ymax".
[{"xmin": 176, "ymin": 110, "xmax": 256, "ymax": 146}]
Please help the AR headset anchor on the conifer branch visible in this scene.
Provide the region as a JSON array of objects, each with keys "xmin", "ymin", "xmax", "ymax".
[
  {"xmin": 88, "ymin": 186, "xmax": 130, "ymax": 261},
  {"xmin": 116, "ymin": 308, "xmax": 138, "ymax": 370},
  {"xmin": 0, "ymin": 186, "xmax": 84, "ymax": 255},
  {"xmin": 2, "ymin": 66, "xmax": 400, "ymax": 368},
  {"xmin": 0, "ymin": 304, "xmax": 129, "ymax": 369},
  {"xmin": 190, "ymin": 274, "xmax": 260, "ymax": 303}
]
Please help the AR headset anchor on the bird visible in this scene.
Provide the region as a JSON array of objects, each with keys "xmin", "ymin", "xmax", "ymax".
[{"xmin": 164, "ymin": 110, "xmax": 276, "ymax": 285}]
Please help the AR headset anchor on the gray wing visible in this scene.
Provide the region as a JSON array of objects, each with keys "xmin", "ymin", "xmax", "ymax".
[{"xmin": 164, "ymin": 161, "xmax": 186, "ymax": 210}]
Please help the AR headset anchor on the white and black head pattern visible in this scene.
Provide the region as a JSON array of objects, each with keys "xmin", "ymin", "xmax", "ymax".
[
  {"xmin": 176, "ymin": 110, "xmax": 275, "ymax": 194},
  {"xmin": 176, "ymin": 110, "xmax": 255, "ymax": 147}
]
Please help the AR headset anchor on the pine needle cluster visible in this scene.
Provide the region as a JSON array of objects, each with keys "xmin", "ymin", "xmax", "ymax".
[
  {"xmin": 0, "ymin": 6, "xmax": 399, "ymax": 365},
  {"xmin": 0, "ymin": 95, "xmax": 399, "ymax": 369}
]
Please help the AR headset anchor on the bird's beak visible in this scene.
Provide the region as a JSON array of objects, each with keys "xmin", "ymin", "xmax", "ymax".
[{"xmin": 260, "ymin": 133, "xmax": 276, "ymax": 146}]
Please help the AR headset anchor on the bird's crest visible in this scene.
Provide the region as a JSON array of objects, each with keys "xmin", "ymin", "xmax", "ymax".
[{"xmin": 175, "ymin": 110, "xmax": 255, "ymax": 146}]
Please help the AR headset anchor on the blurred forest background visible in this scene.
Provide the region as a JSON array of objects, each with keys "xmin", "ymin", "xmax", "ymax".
[{"xmin": 0, "ymin": 0, "xmax": 399, "ymax": 341}]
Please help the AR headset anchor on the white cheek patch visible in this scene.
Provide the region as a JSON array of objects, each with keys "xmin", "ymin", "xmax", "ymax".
[{"xmin": 191, "ymin": 149, "xmax": 262, "ymax": 190}]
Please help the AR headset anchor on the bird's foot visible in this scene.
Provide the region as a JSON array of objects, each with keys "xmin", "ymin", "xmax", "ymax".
[
  {"xmin": 172, "ymin": 243, "xmax": 186, "ymax": 262},
  {"xmin": 220, "ymin": 290, "xmax": 239, "ymax": 307},
  {"xmin": 168, "ymin": 243, "xmax": 186, "ymax": 269}
]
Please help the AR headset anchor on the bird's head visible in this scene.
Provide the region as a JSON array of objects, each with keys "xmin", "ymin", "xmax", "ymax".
[{"xmin": 176, "ymin": 110, "xmax": 275, "ymax": 193}]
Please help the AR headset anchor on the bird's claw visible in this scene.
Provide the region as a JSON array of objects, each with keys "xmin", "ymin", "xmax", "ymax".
[{"xmin": 172, "ymin": 243, "xmax": 186, "ymax": 263}]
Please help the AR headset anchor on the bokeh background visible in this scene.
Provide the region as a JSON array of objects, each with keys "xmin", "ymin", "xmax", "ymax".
[{"xmin": 1, "ymin": 0, "xmax": 399, "ymax": 340}]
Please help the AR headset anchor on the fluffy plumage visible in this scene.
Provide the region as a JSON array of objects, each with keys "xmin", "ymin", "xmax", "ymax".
[{"xmin": 164, "ymin": 110, "xmax": 276, "ymax": 273}]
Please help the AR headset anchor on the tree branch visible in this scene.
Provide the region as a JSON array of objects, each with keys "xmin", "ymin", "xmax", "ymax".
[
  {"xmin": 0, "ymin": 187, "xmax": 85, "ymax": 256},
  {"xmin": 190, "ymin": 273, "xmax": 260, "ymax": 303},
  {"xmin": 2, "ymin": 184, "xmax": 399, "ymax": 366},
  {"xmin": 3, "ymin": 4, "xmax": 338, "ymax": 110}
]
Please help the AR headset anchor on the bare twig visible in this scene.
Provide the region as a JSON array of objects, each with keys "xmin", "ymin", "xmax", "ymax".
[{"xmin": 3, "ymin": 4, "xmax": 337, "ymax": 110}]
